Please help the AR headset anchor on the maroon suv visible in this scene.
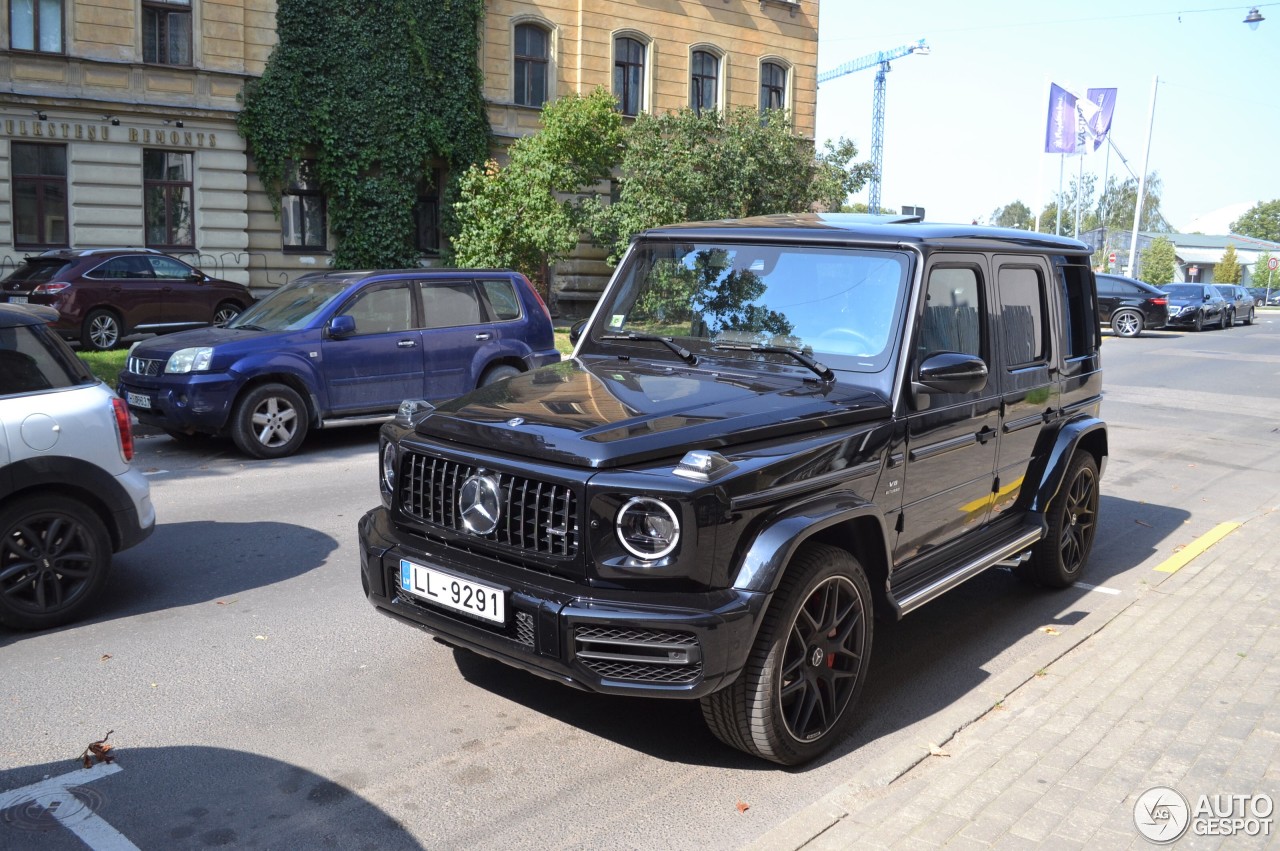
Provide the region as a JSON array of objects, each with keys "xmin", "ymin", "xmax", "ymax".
[{"xmin": 1, "ymin": 249, "xmax": 255, "ymax": 351}]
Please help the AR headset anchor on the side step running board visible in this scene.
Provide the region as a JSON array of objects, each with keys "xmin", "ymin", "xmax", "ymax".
[
  {"xmin": 320, "ymin": 414, "xmax": 394, "ymax": 429},
  {"xmin": 894, "ymin": 527, "xmax": 1043, "ymax": 616}
]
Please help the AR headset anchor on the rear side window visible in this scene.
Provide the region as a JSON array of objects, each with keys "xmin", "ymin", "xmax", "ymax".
[
  {"xmin": 420, "ymin": 282, "xmax": 483, "ymax": 328},
  {"xmin": 480, "ymin": 279, "xmax": 522, "ymax": 321},
  {"xmin": 0, "ymin": 323, "xmax": 92, "ymax": 395},
  {"xmin": 1059, "ymin": 264, "xmax": 1098, "ymax": 359},
  {"xmin": 997, "ymin": 266, "xmax": 1047, "ymax": 365}
]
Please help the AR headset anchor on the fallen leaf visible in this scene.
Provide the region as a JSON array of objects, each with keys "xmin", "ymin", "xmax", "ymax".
[
  {"xmin": 78, "ymin": 730, "xmax": 115, "ymax": 767},
  {"xmin": 735, "ymin": 800, "xmax": 750, "ymax": 814},
  {"xmin": 1040, "ymin": 626, "xmax": 1060, "ymax": 635},
  {"xmin": 150, "ymin": 683, "xmax": 158, "ymax": 688},
  {"xmin": 215, "ymin": 599, "xmax": 238, "ymax": 606},
  {"xmin": 254, "ymin": 635, "xmax": 268, "ymax": 641},
  {"xmin": 928, "ymin": 744, "xmax": 950, "ymax": 757},
  {"xmin": 1134, "ymin": 519, "xmax": 1153, "ymax": 528},
  {"xmin": 100, "ymin": 654, "xmax": 112, "ymax": 662}
]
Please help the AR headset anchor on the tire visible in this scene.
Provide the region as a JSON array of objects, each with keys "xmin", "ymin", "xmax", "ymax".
[
  {"xmin": 1112, "ymin": 310, "xmax": 1143, "ymax": 338},
  {"xmin": 1245, "ymin": 308, "xmax": 1255, "ymax": 326},
  {"xmin": 1193, "ymin": 311, "xmax": 1204, "ymax": 332},
  {"xmin": 479, "ymin": 364, "xmax": 521, "ymax": 387},
  {"xmin": 230, "ymin": 383, "xmax": 309, "ymax": 459},
  {"xmin": 700, "ymin": 543, "xmax": 873, "ymax": 765},
  {"xmin": 1025, "ymin": 453, "xmax": 1099, "ymax": 588},
  {"xmin": 213, "ymin": 301, "xmax": 243, "ymax": 325},
  {"xmin": 164, "ymin": 429, "xmax": 210, "ymax": 445},
  {"xmin": 1221, "ymin": 310, "xmax": 1231, "ymax": 330},
  {"xmin": 0, "ymin": 495, "xmax": 112, "ymax": 630},
  {"xmin": 81, "ymin": 309, "xmax": 123, "ymax": 351}
]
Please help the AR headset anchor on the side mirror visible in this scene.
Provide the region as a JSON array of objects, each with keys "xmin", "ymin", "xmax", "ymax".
[
  {"xmin": 569, "ymin": 318, "xmax": 587, "ymax": 347},
  {"xmin": 328, "ymin": 314, "xmax": 356, "ymax": 339},
  {"xmin": 187, "ymin": 272, "xmax": 204, "ymax": 283},
  {"xmin": 1203, "ymin": 293, "xmax": 1212, "ymax": 302},
  {"xmin": 915, "ymin": 352, "xmax": 988, "ymax": 395}
]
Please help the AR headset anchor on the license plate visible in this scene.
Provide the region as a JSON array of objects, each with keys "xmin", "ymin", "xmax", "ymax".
[
  {"xmin": 399, "ymin": 559, "xmax": 506, "ymax": 625},
  {"xmin": 8, "ymin": 296, "xmax": 27, "ymax": 304},
  {"xmin": 126, "ymin": 392, "xmax": 152, "ymax": 409}
]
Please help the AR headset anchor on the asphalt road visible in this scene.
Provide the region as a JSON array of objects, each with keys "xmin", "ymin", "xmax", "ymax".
[{"xmin": 3, "ymin": 314, "xmax": 1279, "ymax": 850}]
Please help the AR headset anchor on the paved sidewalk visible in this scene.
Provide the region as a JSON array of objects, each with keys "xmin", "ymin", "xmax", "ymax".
[{"xmin": 754, "ymin": 506, "xmax": 1280, "ymax": 850}]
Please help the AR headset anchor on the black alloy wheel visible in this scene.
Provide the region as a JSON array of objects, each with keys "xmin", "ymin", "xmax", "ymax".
[
  {"xmin": 1112, "ymin": 310, "xmax": 1143, "ymax": 338},
  {"xmin": 1193, "ymin": 311, "xmax": 1204, "ymax": 332},
  {"xmin": 81, "ymin": 309, "xmax": 123, "ymax": 351},
  {"xmin": 0, "ymin": 496, "xmax": 112, "ymax": 630},
  {"xmin": 1221, "ymin": 310, "xmax": 1232, "ymax": 330},
  {"xmin": 701, "ymin": 543, "xmax": 872, "ymax": 765},
  {"xmin": 1025, "ymin": 452, "xmax": 1099, "ymax": 588}
]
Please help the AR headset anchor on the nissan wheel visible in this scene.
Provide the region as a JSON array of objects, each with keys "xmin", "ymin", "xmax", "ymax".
[{"xmin": 230, "ymin": 383, "xmax": 309, "ymax": 459}]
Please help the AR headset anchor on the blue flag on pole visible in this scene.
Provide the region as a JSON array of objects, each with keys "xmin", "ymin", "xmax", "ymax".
[
  {"xmin": 1086, "ymin": 88, "xmax": 1117, "ymax": 151},
  {"xmin": 1046, "ymin": 83, "xmax": 1077, "ymax": 153}
]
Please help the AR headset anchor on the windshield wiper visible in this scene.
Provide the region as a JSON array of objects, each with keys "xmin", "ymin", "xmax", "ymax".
[
  {"xmin": 233, "ymin": 323, "xmax": 267, "ymax": 331},
  {"xmin": 711, "ymin": 343, "xmax": 835, "ymax": 382},
  {"xmin": 601, "ymin": 333, "xmax": 698, "ymax": 366}
]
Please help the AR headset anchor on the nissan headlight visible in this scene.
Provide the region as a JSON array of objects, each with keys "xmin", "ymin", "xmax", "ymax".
[
  {"xmin": 166, "ymin": 347, "xmax": 214, "ymax": 373},
  {"xmin": 616, "ymin": 497, "xmax": 680, "ymax": 560}
]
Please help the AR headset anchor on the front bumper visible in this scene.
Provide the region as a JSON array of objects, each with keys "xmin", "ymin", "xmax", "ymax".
[
  {"xmin": 358, "ymin": 506, "xmax": 768, "ymax": 699},
  {"xmin": 117, "ymin": 372, "xmax": 240, "ymax": 433}
]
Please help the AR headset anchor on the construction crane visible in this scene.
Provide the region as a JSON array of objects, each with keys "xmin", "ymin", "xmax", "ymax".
[{"xmin": 817, "ymin": 39, "xmax": 930, "ymax": 214}]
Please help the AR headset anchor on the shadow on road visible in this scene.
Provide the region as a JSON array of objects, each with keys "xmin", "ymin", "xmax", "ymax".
[
  {"xmin": 448, "ymin": 495, "xmax": 1189, "ymax": 771},
  {"xmin": 0, "ymin": 747, "xmax": 422, "ymax": 850}
]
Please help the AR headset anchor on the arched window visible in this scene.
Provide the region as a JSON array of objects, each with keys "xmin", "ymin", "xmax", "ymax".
[
  {"xmin": 514, "ymin": 23, "xmax": 549, "ymax": 107},
  {"xmin": 760, "ymin": 61, "xmax": 787, "ymax": 111},
  {"xmin": 614, "ymin": 37, "xmax": 646, "ymax": 116},
  {"xmin": 691, "ymin": 50, "xmax": 719, "ymax": 115}
]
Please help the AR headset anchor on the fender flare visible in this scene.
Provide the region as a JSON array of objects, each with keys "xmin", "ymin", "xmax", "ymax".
[
  {"xmin": 1026, "ymin": 416, "xmax": 1107, "ymax": 514},
  {"xmin": 0, "ymin": 456, "xmax": 139, "ymax": 551},
  {"xmin": 731, "ymin": 492, "xmax": 891, "ymax": 595}
]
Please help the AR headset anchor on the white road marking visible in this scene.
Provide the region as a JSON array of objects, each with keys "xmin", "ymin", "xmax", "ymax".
[
  {"xmin": 1075, "ymin": 582, "xmax": 1121, "ymax": 595},
  {"xmin": 0, "ymin": 763, "xmax": 138, "ymax": 850}
]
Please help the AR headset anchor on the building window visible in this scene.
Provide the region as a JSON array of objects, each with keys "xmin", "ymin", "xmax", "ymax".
[
  {"xmin": 143, "ymin": 0, "xmax": 192, "ymax": 66},
  {"xmin": 760, "ymin": 62, "xmax": 787, "ymax": 111},
  {"xmin": 143, "ymin": 149, "xmax": 193, "ymax": 248},
  {"xmin": 9, "ymin": 0, "xmax": 63, "ymax": 53},
  {"xmin": 282, "ymin": 159, "xmax": 326, "ymax": 251},
  {"xmin": 614, "ymin": 36, "xmax": 646, "ymax": 116},
  {"xmin": 691, "ymin": 50, "xmax": 719, "ymax": 115},
  {"xmin": 514, "ymin": 23, "xmax": 549, "ymax": 107},
  {"xmin": 413, "ymin": 170, "xmax": 443, "ymax": 255},
  {"xmin": 11, "ymin": 143, "xmax": 68, "ymax": 249}
]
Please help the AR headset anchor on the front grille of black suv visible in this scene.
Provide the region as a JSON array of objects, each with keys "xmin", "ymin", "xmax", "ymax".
[
  {"xmin": 573, "ymin": 626, "xmax": 703, "ymax": 685},
  {"xmin": 127, "ymin": 356, "xmax": 165, "ymax": 376},
  {"xmin": 399, "ymin": 452, "xmax": 579, "ymax": 558}
]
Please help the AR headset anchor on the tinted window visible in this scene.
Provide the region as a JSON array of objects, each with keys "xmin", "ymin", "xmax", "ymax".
[
  {"xmin": 480, "ymin": 279, "xmax": 521, "ymax": 321},
  {"xmin": 1060, "ymin": 264, "xmax": 1098, "ymax": 359},
  {"xmin": 339, "ymin": 284, "xmax": 413, "ymax": 335},
  {"xmin": 998, "ymin": 266, "xmax": 1046, "ymax": 365},
  {"xmin": 148, "ymin": 256, "xmax": 193, "ymax": 279},
  {"xmin": 0, "ymin": 322, "xmax": 90, "ymax": 395},
  {"xmin": 923, "ymin": 267, "xmax": 983, "ymax": 358},
  {"xmin": 6, "ymin": 258, "xmax": 76, "ymax": 284},
  {"xmin": 420, "ymin": 283, "xmax": 483, "ymax": 329},
  {"xmin": 91, "ymin": 256, "xmax": 156, "ymax": 279}
]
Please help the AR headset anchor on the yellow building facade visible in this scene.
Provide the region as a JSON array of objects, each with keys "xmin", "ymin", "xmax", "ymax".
[{"xmin": 0, "ymin": 1, "xmax": 817, "ymax": 301}]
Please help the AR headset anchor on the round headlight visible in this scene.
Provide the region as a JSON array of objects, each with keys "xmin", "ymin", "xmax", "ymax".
[
  {"xmin": 616, "ymin": 497, "xmax": 680, "ymax": 560},
  {"xmin": 381, "ymin": 442, "xmax": 397, "ymax": 494}
]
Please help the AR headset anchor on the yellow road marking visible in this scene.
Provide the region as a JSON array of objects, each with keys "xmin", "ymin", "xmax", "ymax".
[{"xmin": 1153, "ymin": 521, "xmax": 1241, "ymax": 574}]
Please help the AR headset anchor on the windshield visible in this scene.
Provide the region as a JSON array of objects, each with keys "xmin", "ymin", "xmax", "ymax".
[
  {"xmin": 1163, "ymin": 285, "xmax": 1202, "ymax": 298},
  {"xmin": 587, "ymin": 241, "xmax": 910, "ymax": 373},
  {"xmin": 228, "ymin": 278, "xmax": 351, "ymax": 331},
  {"xmin": 5, "ymin": 259, "xmax": 77, "ymax": 285}
]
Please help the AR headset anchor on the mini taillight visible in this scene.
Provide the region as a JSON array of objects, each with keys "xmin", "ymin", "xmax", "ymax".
[
  {"xmin": 1151, "ymin": 297, "xmax": 1167, "ymax": 305},
  {"xmin": 111, "ymin": 396, "xmax": 134, "ymax": 462},
  {"xmin": 522, "ymin": 274, "xmax": 553, "ymax": 322},
  {"xmin": 33, "ymin": 282, "xmax": 71, "ymax": 295}
]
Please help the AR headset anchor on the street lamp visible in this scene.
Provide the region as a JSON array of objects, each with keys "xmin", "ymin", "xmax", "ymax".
[{"xmin": 1244, "ymin": 7, "xmax": 1264, "ymax": 29}]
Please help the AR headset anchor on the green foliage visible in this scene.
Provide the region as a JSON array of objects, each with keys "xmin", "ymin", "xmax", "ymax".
[
  {"xmin": 452, "ymin": 89, "xmax": 623, "ymax": 295},
  {"xmin": 590, "ymin": 107, "xmax": 873, "ymax": 263},
  {"xmin": 78, "ymin": 350, "xmax": 126, "ymax": 386},
  {"xmin": 1216, "ymin": 243, "xmax": 1242, "ymax": 284},
  {"xmin": 237, "ymin": 0, "xmax": 491, "ymax": 269},
  {"xmin": 990, "ymin": 200, "xmax": 1034, "ymax": 229},
  {"xmin": 1140, "ymin": 236, "xmax": 1176, "ymax": 286},
  {"xmin": 1031, "ymin": 173, "xmax": 1170, "ymax": 237},
  {"xmin": 1254, "ymin": 252, "xmax": 1278, "ymax": 290},
  {"xmin": 1230, "ymin": 199, "xmax": 1280, "ymax": 242}
]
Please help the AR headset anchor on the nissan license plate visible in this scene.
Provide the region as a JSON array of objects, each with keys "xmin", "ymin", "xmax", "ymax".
[
  {"xmin": 126, "ymin": 392, "xmax": 151, "ymax": 409},
  {"xmin": 8, "ymin": 296, "xmax": 27, "ymax": 304},
  {"xmin": 399, "ymin": 559, "xmax": 505, "ymax": 625}
]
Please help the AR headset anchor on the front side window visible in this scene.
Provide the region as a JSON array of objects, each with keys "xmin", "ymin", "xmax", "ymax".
[
  {"xmin": 90, "ymin": 256, "xmax": 156, "ymax": 279},
  {"xmin": 144, "ymin": 149, "xmax": 193, "ymax": 248},
  {"xmin": 9, "ymin": 0, "xmax": 63, "ymax": 52},
  {"xmin": 613, "ymin": 36, "xmax": 646, "ymax": 116},
  {"xmin": 143, "ymin": 0, "xmax": 192, "ymax": 65},
  {"xmin": 338, "ymin": 284, "xmax": 413, "ymax": 335},
  {"xmin": 923, "ymin": 267, "xmax": 984, "ymax": 358},
  {"xmin": 282, "ymin": 160, "xmax": 326, "ymax": 251},
  {"xmin": 11, "ymin": 142, "xmax": 67, "ymax": 249},
  {"xmin": 691, "ymin": 50, "xmax": 719, "ymax": 114},
  {"xmin": 760, "ymin": 62, "xmax": 787, "ymax": 111},
  {"xmin": 148, "ymin": 255, "xmax": 195, "ymax": 279},
  {"xmin": 514, "ymin": 23, "xmax": 549, "ymax": 107}
]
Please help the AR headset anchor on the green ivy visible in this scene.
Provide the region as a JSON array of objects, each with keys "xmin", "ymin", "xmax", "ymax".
[{"xmin": 237, "ymin": 0, "xmax": 491, "ymax": 269}]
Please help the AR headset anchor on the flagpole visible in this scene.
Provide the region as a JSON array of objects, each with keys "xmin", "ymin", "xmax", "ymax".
[
  {"xmin": 1126, "ymin": 75, "xmax": 1158, "ymax": 278},
  {"xmin": 1074, "ymin": 150, "xmax": 1084, "ymax": 239},
  {"xmin": 1056, "ymin": 154, "xmax": 1064, "ymax": 235}
]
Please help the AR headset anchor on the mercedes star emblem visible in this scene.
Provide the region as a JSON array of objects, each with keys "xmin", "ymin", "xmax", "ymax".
[{"xmin": 459, "ymin": 474, "xmax": 502, "ymax": 536}]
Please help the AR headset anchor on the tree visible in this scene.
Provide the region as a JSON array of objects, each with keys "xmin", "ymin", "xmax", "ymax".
[
  {"xmin": 1216, "ymin": 243, "xmax": 1242, "ymax": 284},
  {"xmin": 452, "ymin": 89, "xmax": 623, "ymax": 296},
  {"xmin": 1230, "ymin": 200, "xmax": 1280, "ymax": 242},
  {"xmin": 1140, "ymin": 236, "xmax": 1176, "ymax": 286},
  {"xmin": 237, "ymin": 0, "xmax": 491, "ymax": 269},
  {"xmin": 1255, "ymin": 251, "xmax": 1278, "ymax": 291},
  {"xmin": 990, "ymin": 200, "xmax": 1034, "ymax": 229},
  {"xmin": 590, "ymin": 107, "xmax": 873, "ymax": 263}
]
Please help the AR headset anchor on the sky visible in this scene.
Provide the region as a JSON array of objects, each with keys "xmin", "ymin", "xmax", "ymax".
[{"xmin": 815, "ymin": 1, "xmax": 1280, "ymax": 232}]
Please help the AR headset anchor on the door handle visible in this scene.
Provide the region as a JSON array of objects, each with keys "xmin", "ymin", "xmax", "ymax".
[
  {"xmin": 475, "ymin": 332, "xmax": 492, "ymax": 341},
  {"xmin": 397, "ymin": 339, "xmax": 417, "ymax": 348}
]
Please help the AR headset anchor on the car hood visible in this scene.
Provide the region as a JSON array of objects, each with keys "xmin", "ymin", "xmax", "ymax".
[
  {"xmin": 129, "ymin": 325, "xmax": 297, "ymax": 358},
  {"xmin": 414, "ymin": 358, "xmax": 891, "ymax": 469}
]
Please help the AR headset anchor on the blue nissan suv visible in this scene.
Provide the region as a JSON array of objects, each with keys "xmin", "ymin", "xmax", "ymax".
[{"xmin": 118, "ymin": 269, "xmax": 559, "ymax": 458}]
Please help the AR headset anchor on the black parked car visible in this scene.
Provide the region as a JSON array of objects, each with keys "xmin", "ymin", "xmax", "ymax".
[
  {"xmin": 359, "ymin": 216, "xmax": 1107, "ymax": 765},
  {"xmin": 1218, "ymin": 284, "xmax": 1257, "ymax": 325},
  {"xmin": 1162, "ymin": 284, "xmax": 1230, "ymax": 331},
  {"xmin": 1095, "ymin": 273, "xmax": 1169, "ymax": 337},
  {"xmin": 1246, "ymin": 286, "xmax": 1280, "ymax": 306}
]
